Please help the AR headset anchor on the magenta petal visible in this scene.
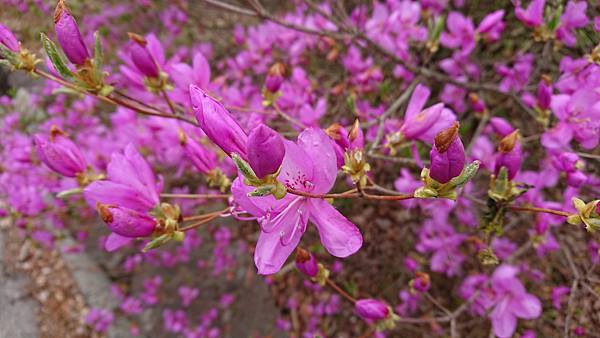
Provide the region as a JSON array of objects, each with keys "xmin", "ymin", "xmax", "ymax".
[
  {"xmin": 192, "ymin": 52, "xmax": 211, "ymax": 88},
  {"xmin": 309, "ymin": 199, "xmax": 362, "ymax": 258},
  {"xmin": 101, "ymin": 205, "xmax": 156, "ymax": 237},
  {"xmin": 254, "ymin": 203, "xmax": 309, "ymax": 275},
  {"xmin": 511, "ymin": 294, "xmax": 541, "ymax": 319},
  {"xmin": 404, "ymin": 84, "xmax": 431, "ymax": 120},
  {"xmin": 104, "ymin": 233, "xmax": 133, "ymax": 252},
  {"xmin": 296, "ymin": 128, "xmax": 338, "ymax": 194},
  {"xmin": 490, "ymin": 298, "xmax": 517, "ymax": 338},
  {"xmin": 84, "ymin": 181, "xmax": 155, "ymax": 212}
]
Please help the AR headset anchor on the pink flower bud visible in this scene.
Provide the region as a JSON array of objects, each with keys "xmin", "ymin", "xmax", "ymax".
[
  {"xmin": 429, "ymin": 122, "xmax": 465, "ymax": 184},
  {"xmin": 488, "ymin": 117, "xmax": 515, "ymax": 137},
  {"xmin": 247, "ymin": 124, "xmax": 285, "ymax": 178},
  {"xmin": 355, "ymin": 299, "xmax": 390, "ymax": 321},
  {"xmin": 411, "ymin": 272, "xmax": 431, "ymax": 292},
  {"xmin": 295, "ymin": 248, "xmax": 318, "ymax": 277},
  {"xmin": 97, "ymin": 204, "xmax": 156, "ymax": 238},
  {"xmin": 536, "ymin": 76, "xmax": 552, "ymax": 110},
  {"xmin": 189, "ymin": 84, "xmax": 248, "ymax": 159},
  {"xmin": 0, "ymin": 23, "xmax": 20, "ymax": 52},
  {"xmin": 33, "ymin": 126, "xmax": 87, "ymax": 177},
  {"xmin": 265, "ymin": 62, "xmax": 285, "ymax": 92},
  {"xmin": 494, "ymin": 130, "xmax": 522, "ymax": 180},
  {"xmin": 54, "ymin": 0, "xmax": 90, "ymax": 66},
  {"xmin": 128, "ymin": 32, "xmax": 160, "ymax": 78}
]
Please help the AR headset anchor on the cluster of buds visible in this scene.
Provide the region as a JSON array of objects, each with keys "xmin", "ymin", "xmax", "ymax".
[
  {"xmin": 567, "ymin": 198, "xmax": 600, "ymax": 232},
  {"xmin": 128, "ymin": 32, "xmax": 170, "ymax": 92},
  {"xmin": 232, "ymin": 123, "xmax": 287, "ymax": 199},
  {"xmin": 0, "ymin": 23, "xmax": 38, "ymax": 71},
  {"xmin": 294, "ymin": 248, "xmax": 330, "ymax": 285},
  {"xmin": 414, "ymin": 123, "xmax": 479, "ymax": 200},
  {"xmin": 354, "ymin": 299, "xmax": 400, "ymax": 330}
]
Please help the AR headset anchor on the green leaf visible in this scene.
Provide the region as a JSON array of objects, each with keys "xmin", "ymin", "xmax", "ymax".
[
  {"xmin": 40, "ymin": 33, "xmax": 74, "ymax": 80},
  {"xmin": 450, "ymin": 160, "xmax": 480, "ymax": 187}
]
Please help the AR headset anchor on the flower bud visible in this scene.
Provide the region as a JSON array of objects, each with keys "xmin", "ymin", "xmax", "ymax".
[
  {"xmin": 128, "ymin": 32, "xmax": 160, "ymax": 78},
  {"xmin": 348, "ymin": 119, "xmax": 365, "ymax": 150},
  {"xmin": 494, "ymin": 130, "xmax": 522, "ymax": 180},
  {"xmin": 97, "ymin": 204, "xmax": 156, "ymax": 237},
  {"xmin": 410, "ymin": 272, "xmax": 431, "ymax": 293},
  {"xmin": 54, "ymin": 0, "xmax": 90, "ymax": 66},
  {"xmin": 429, "ymin": 122, "xmax": 465, "ymax": 184},
  {"xmin": 295, "ymin": 248, "xmax": 318, "ymax": 277},
  {"xmin": 265, "ymin": 62, "xmax": 285, "ymax": 92},
  {"xmin": 179, "ymin": 131, "xmax": 217, "ymax": 174},
  {"xmin": 33, "ymin": 126, "xmax": 87, "ymax": 177},
  {"xmin": 189, "ymin": 84, "xmax": 248, "ymax": 159},
  {"xmin": 247, "ymin": 124, "xmax": 285, "ymax": 178},
  {"xmin": 355, "ymin": 299, "xmax": 390, "ymax": 321},
  {"xmin": 537, "ymin": 76, "xmax": 552, "ymax": 110},
  {"xmin": 488, "ymin": 117, "xmax": 515, "ymax": 137},
  {"xmin": 0, "ymin": 23, "xmax": 20, "ymax": 52}
]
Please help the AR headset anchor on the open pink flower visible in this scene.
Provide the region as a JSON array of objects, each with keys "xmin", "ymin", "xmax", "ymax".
[
  {"xmin": 490, "ymin": 265, "xmax": 542, "ymax": 338},
  {"xmin": 232, "ymin": 128, "xmax": 362, "ymax": 274},
  {"xmin": 84, "ymin": 144, "xmax": 161, "ymax": 251},
  {"xmin": 515, "ymin": 0, "xmax": 545, "ymax": 27}
]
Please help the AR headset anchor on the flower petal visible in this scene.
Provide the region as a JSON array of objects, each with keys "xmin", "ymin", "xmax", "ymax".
[
  {"xmin": 512, "ymin": 294, "xmax": 541, "ymax": 319},
  {"xmin": 296, "ymin": 128, "xmax": 338, "ymax": 194},
  {"xmin": 104, "ymin": 233, "xmax": 133, "ymax": 252},
  {"xmin": 254, "ymin": 203, "xmax": 309, "ymax": 274},
  {"xmin": 308, "ymin": 199, "xmax": 362, "ymax": 257}
]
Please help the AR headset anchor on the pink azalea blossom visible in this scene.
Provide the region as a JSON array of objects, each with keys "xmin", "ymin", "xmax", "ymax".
[{"xmin": 232, "ymin": 128, "xmax": 362, "ymax": 274}]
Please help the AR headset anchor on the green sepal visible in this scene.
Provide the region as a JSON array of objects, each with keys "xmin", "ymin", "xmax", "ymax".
[
  {"xmin": 56, "ymin": 187, "xmax": 83, "ymax": 198},
  {"xmin": 248, "ymin": 184, "xmax": 276, "ymax": 197},
  {"xmin": 231, "ymin": 153, "xmax": 260, "ymax": 184},
  {"xmin": 0, "ymin": 44, "xmax": 18, "ymax": 65},
  {"xmin": 142, "ymin": 233, "xmax": 172, "ymax": 252},
  {"xmin": 40, "ymin": 33, "xmax": 74, "ymax": 80},
  {"xmin": 93, "ymin": 31, "xmax": 103, "ymax": 74}
]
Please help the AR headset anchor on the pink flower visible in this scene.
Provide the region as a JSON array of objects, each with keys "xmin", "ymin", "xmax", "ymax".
[
  {"xmin": 440, "ymin": 12, "xmax": 475, "ymax": 56},
  {"xmin": 84, "ymin": 144, "xmax": 161, "ymax": 251},
  {"xmin": 232, "ymin": 128, "xmax": 362, "ymax": 274},
  {"xmin": 515, "ymin": 0, "xmax": 545, "ymax": 27},
  {"xmin": 490, "ymin": 265, "xmax": 542, "ymax": 338},
  {"xmin": 556, "ymin": 1, "xmax": 589, "ymax": 47},
  {"xmin": 477, "ymin": 10, "xmax": 505, "ymax": 42},
  {"xmin": 399, "ymin": 84, "xmax": 456, "ymax": 144}
]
